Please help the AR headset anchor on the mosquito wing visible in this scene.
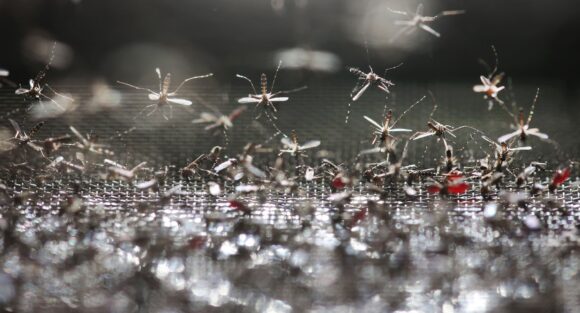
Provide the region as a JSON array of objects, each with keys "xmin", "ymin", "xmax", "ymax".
[
  {"xmin": 238, "ymin": 96, "xmax": 261, "ymax": 103},
  {"xmin": 363, "ymin": 116, "xmax": 383, "ymax": 130},
  {"xmin": 412, "ymin": 131, "xmax": 434, "ymax": 140},
  {"xmin": 168, "ymin": 98, "xmax": 193, "ymax": 106},
  {"xmin": 418, "ymin": 24, "xmax": 441, "ymax": 37},
  {"xmin": 509, "ymin": 146, "xmax": 532, "ymax": 151},
  {"xmin": 281, "ymin": 137, "xmax": 295, "ymax": 148},
  {"xmin": 8, "ymin": 119, "xmax": 22, "ymax": 137},
  {"xmin": 526, "ymin": 128, "xmax": 549, "ymax": 140},
  {"xmin": 300, "ymin": 140, "xmax": 321, "ymax": 150},
  {"xmin": 473, "ymin": 84, "xmax": 488, "ymax": 93},
  {"xmin": 214, "ymin": 159, "xmax": 235, "ymax": 173},
  {"xmin": 352, "ymin": 81, "xmax": 370, "ymax": 101},
  {"xmin": 498, "ymin": 130, "xmax": 520, "ymax": 143},
  {"xmin": 228, "ymin": 105, "xmax": 247, "ymax": 121},
  {"xmin": 193, "ymin": 112, "xmax": 218, "ymax": 124},
  {"xmin": 15, "ymin": 87, "xmax": 30, "ymax": 95},
  {"xmin": 245, "ymin": 163, "xmax": 267, "ymax": 178},
  {"xmin": 269, "ymin": 96, "xmax": 289, "ymax": 102},
  {"xmin": 148, "ymin": 93, "xmax": 160, "ymax": 101},
  {"xmin": 389, "ymin": 128, "xmax": 412, "ymax": 133}
]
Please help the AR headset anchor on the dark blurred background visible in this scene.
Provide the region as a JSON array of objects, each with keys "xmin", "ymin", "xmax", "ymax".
[
  {"xmin": 1, "ymin": 0, "xmax": 579, "ymax": 163},
  {"xmin": 2, "ymin": 0, "xmax": 580, "ymax": 81}
]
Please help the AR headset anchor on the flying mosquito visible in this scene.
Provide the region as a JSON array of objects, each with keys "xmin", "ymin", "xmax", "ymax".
[
  {"xmin": 481, "ymin": 136, "xmax": 531, "ymax": 171},
  {"xmin": 213, "ymin": 143, "xmax": 267, "ymax": 180},
  {"xmin": 497, "ymin": 89, "xmax": 548, "ymax": 143},
  {"xmin": 388, "ymin": 4, "xmax": 465, "ymax": 42},
  {"xmin": 362, "ymin": 96, "xmax": 423, "ymax": 151},
  {"xmin": 364, "ymin": 110, "xmax": 411, "ymax": 148},
  {"xmin": 411, "ymin": 120, "xmax": 470, "ymax": 142},
  {"xmin": 193, "ymin": 105, "xmax": 247, "ymax": 133},
  {"xmin": 279, "ymin": 130, "xmax": 321, "ymax": 158},
  {"xmin": 237, "ymin": 61, "xmax": 305, "ymax": 120},
  {"xmin": 349, "ymin": 63, "xmax": 401, "ymax": 101},
  {"xmin": 473, "ymin": 46, "xmax": 505, "ymax": 109},
  {"xmin": 0, "ymin": 119, "xmax": 44, "ymax": 153},
  {"xmin": 117, "ymin": 68, "xmax": 213, "ymax": 119},
  {"xmin": 15, "ymin": 43, "xmax": 73, "ymax": 109}
]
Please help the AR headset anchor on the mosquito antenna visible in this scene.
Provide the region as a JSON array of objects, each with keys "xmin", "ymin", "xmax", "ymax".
[
  {"xmin": 393, "ymin": 95, "xmax": 425, "ymax": 126},
  {"xmin": 275, "ymin": 85, "xmax": 307, "ymax": 95},
  {"xmin": 270, "ymin": 60, "xmax": 283, "ymax": 93},
  {"xmin": 117, "ymin": 81, "xmax": 157, "ymax": 95},
  {"xmin": 526, "ymin": 88, "xmax": 540, "ymax": 125},
  {"xmin": 172, "ymin": 73, "xmax": 213, "ymax": 94},
  {"xmin": 383, "ymin": 62, "xmax": 404, "ymax": 77},
  {"xmin": 236, "ymin": 74, "xmax": 258, "ymax": 94}
]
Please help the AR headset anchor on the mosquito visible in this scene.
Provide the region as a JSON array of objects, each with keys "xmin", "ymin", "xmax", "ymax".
[
  {"xmin": 237, "ymin": 61, "xmax": 305, "ymax": 120},
  {"xmin": 38, "ymin": 134, "xmax": 71, "ymax": 156},
  {"xmin": 515, "ymin": 162, "xmax": 546, "ymax": 188},
  {"xmin": 15, "ymin": 42, "xmax": 72, "ymax": 108},
  {"xmin": 193, "ymin": 105, "xmax": 247, "ymax": 132},
  {"xmin": 105, "ymin": 159, "xmax": 148, "ymax": 181},
  {"xmin": 279, "ymin": 130, "xmax": 321, "ymax": 158},
  {"xmin": 213, "ymin": 143, "xmax": 267, "ymax": 180},
  {"xmin": 481, "ymin": 136, "xmax": 531, "ymax": 172},
  {"xmin": 497, "ymin": 89, "xmax": 548, "ymax": 143},
  {"xmin": 426, "ymin": 170, "xmax": 470, "ymax": 195},
  {"xmin": 363, "ymin": 95, "xmax": 423, "ymax": 149},
  {"xmin": 349, "ymin": 63, "xmax": 401, "ymax": 101},
  {"xmin": 69, "ymin": 126, "xmax": 113, "ymax": 156},
  {"xmin": 117, "ymin": 68, "xmax": 213, "ymax": 120},
  {"xmin": 181, "ymin": 154, "xmax": 208, "ymax": 178},
  {"xmin": 388, "ymin": 4, "xmax": 465, "ymax": 42},
  {"xmin": 0, "ymin": 119, "xmax": 44, "ymax": 154},
  {"xmin": 473, "ymin": 46, "xmax": 505, "ymax": 109}
]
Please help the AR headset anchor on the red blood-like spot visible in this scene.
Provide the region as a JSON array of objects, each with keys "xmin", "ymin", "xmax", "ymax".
[
  {"xmin": 552, "ymin": 168, "xmax": 570, "ymax": 187},
  {"xmin": 427, "ymin": 185, "xmax": 442, "ymax": 194},
  {"xmin": 448, "ymin": 182, "xmax": 470, "ymax": 194},
  {"xmin": 229, "ymin": 200, "xmax": 248, "ymax": 212},
  {"xmin": 352, "ymin": 207, "xmax": 368, "ymax": 225},
  {"xmin": 188, "ymin": 236, "xmax": 207, "ymax": 249},
  {"xmin": 332, "ymin": 176, "xmax": 346, "ymax": 189}
]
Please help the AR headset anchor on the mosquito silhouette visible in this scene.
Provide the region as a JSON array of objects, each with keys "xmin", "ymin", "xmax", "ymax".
[
  {"xmin": 473, "ymin": 46, "xmax": 505, "ymax": 109},
  {"xmin": 237, "ymin": 61, "xmax": 306, "ymax": 120},
  {"xmin": 497, "ymin": 89, "xmax": 548, "ymax": 143},
  {"xmin": 388, "ymin": 4, "xmax": 465, "ymax": 42},
  {"xmin": 117, "ymin": 68, "xmax": 213, "ymax": 120}
]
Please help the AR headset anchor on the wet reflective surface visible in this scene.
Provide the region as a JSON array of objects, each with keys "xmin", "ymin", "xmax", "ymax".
[{"xmin": 1, "ymin": 174, "xmax": 578, "ymax": 313}]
